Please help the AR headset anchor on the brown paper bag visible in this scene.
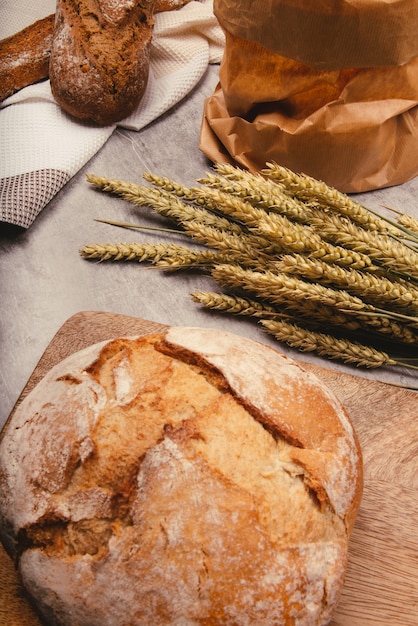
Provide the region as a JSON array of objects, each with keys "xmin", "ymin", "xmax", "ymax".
[
  {"xmin": 214, "ymin": 0, "xmax": 418, "ymax": 70},
  {"xmin": 200, "ymin": 0, "xmax": 418, "ymax": 192}
]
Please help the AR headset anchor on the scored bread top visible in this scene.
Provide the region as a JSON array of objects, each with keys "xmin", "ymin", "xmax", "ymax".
[
  {"xmin": 0, "ymin": 327, "xmax": 363, "ymax": 625},
  {"xmin": 161, "ymin": 326, "xmax": 363, "ymax": 530}
]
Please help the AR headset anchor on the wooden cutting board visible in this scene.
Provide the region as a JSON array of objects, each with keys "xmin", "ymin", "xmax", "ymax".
[{"xmin": 1, "ymin": 311, "xmax": 417, "ymax": 626}]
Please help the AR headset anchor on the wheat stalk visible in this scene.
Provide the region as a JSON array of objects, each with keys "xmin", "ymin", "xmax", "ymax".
[
  {"xmin": 308, "ymin": 208, "xmax": 418, "ymax": 280},
  {"xmin": 211, "ymin": 264, "xmax": 371, "ymax": 312},
  {"xmin": 87, "ymin": 174, "xmax": 243, "ymax": 237},
  {"xmin": 79, "ymin": 242, "xmax": 195, "ymax": 263},
  {"xmin": 191, "ymin": 291, "xmax": 279, "ymax": 318},
  {"xmin": 260, "ymin": 319, "xmax": 397, "ymax": 368},
  {"xmin": 276, "ymin": 253, "xmax": 418, "ymax": 309},
  {"xmin": 262, "ymin": 162, "xmax": 401, "ymax": 236},
  {"xmin": 397, "ymin": 213, "xmax": 418, "ymax": 235},
  {"xmin": 198, "ymin": 170, "xmax": 312, "ymax": 223}
]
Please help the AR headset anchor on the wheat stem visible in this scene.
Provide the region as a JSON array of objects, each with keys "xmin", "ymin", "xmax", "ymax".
[{"xmin": 94, "ymin": 219, "xmax": 182, "ymax": 235}]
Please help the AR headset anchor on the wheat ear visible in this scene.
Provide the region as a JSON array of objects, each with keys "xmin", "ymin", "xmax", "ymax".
[
  {"xmin": 196, "ymin": 186, "xmax": 373, "ymax": 269},
  {"xmin": 87, "ymin": 174, "xmax": 243, "ymax": 236},
  {"xmin": 191, "ymin": 291, "xmax": 280, "ymax": 318},
  {"xmin": 397, "ymin": 213, "xmax": 418, "ymax": 235},
  {"xmin": 193, "ymin": 283, "xmax": 417, "ymax": 343},
  {"xmin": 308, "ymin": 208, "xmax": 418, "ymax": 280},
  {"xmin": 142, "ymin": 172, "xmax": 198, "ymax": 203},
  {"xmin": 276, "ymin": 254, "xmax": 418, "ymax": 309},
  {"xmin": 260, "ymin": 319, "xmax": 397, "ymax": 368},
  {"xmin": 143, "ymin": 172, "xmax": 246, "ymax": 219},
  {"xmin": 262, "ymin": 162, "xmax": 401, "ymax": 236},
  {"xmin": 198, "ymin": 171, "xmax": 312, "ymax": 223},
  {"xmin": 154, "ymin": 249, "xmax": 238, "ymax": 271},
  {"xmin": 211, "ymin": 264, "xmax": 371, "ymax": 312},
  {"xmin": 194, "ymin": 186, "xmax": 321, "ymax": 251},
  {"xmin": 79, "ymin": 242, "xmax": 196, "ymax": 263}
]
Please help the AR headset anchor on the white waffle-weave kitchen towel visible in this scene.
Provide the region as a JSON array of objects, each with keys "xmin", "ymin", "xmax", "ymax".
[{"xmin": 0, "ymin": 0, "xmax": 224, "ymax": 229}]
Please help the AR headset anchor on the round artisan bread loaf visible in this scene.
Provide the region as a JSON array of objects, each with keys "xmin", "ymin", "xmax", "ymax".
[{"xmin": 0, "ymin": 327, "xmax": 363, "ymax": 625}]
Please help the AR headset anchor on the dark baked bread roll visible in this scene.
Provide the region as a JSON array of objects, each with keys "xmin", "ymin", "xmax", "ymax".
[
  {"xmin": 49, "ymin": 0, "xmax": 156, "ymax": 125},
  {"xmin": 0, "ymin": 327, "xmax": 363, "ymax": 625},
  {"xmin": 0, "ymin": 14, "xmax": 54, "ymax": 102}
]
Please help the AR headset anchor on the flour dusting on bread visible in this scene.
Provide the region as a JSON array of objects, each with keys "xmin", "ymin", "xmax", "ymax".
[{"xmin": 49, "ymin": 0, "xmax": 155, "ymax": 125}]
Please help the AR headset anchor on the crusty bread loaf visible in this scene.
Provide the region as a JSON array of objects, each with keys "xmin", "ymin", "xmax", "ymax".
[
  {"xmin": 0, "ymin": 327, "xmax": 363, "ymax": 625},
  {"xmin": 49, "ymin": 0, "xmax": 156, "ymax": 125},
  {"xmin": 0, "ymin": 14, "xmax": 54, "ymax": 102}
]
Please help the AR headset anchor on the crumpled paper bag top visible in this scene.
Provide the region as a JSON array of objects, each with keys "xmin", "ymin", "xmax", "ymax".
[
  {"xmin": 218, "ymin": 31, "xmax": 418, "ymax": 120},
  {"xmin": 200, "ymin": 1, "xmax": 418, "ymax": 192},
  {"xmin": 214, "ymin": 0, "xmax": 418, "ymax": 70}
]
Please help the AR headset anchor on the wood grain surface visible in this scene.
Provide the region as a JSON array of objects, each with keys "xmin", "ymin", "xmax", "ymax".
[{"xmin": 1, "ymin": 311, "xmax": 417, "ymax": 626}]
